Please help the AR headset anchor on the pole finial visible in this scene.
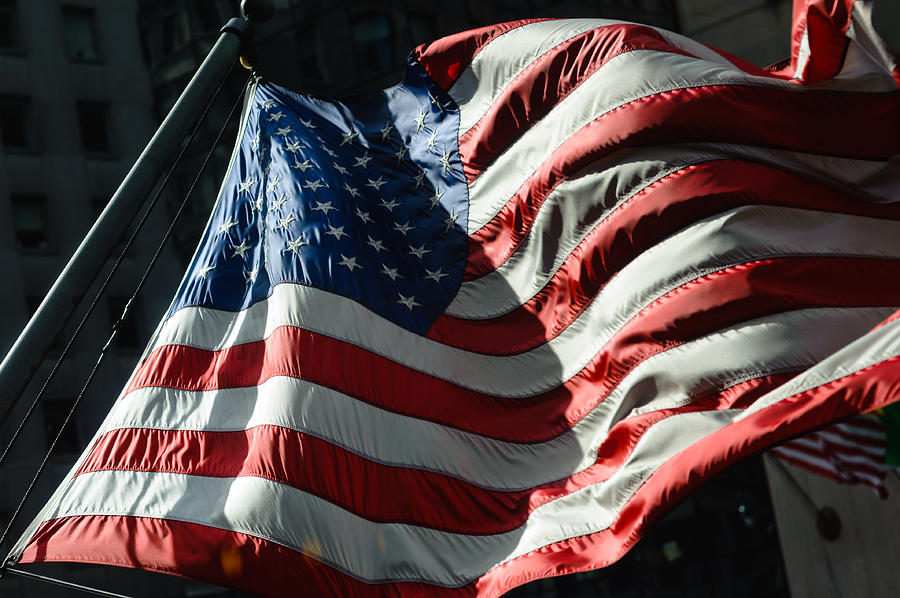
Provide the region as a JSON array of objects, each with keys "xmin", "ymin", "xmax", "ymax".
[{"xmin": 240, "ymin": 0, "xmax": 274, "ymax": 24}]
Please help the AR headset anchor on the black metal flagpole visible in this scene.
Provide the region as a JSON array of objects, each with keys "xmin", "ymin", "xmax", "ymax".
[{"xmin": 0, "ymin": 1, "xmax": 273, "ymax": 430}]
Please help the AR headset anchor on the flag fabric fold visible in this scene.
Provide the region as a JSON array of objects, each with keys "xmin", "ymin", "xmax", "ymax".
[{"xmin": 8, "ymin": 1, "xmax": 900, "ymax": 596}]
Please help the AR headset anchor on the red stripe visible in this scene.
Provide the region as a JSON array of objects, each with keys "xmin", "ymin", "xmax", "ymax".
[
  {"xmin": 413, "ymin": 19, "xmax": 551, "ymax": 90},
  {"xmin": 475, "ymin": 352, "xmax": 900, "ymax": 597},
  {"xmin": 462, "ymin": 79, "xmax": 900, "ymax": 183},
  {"xmin": 17, "ymin": 515, "xmax": 469, "ymax": 598},
  {"xmin": 77, "ymin": 376, "xmax": 783, "ymax": 537},
  {"xmin": 784, "ymin": 0, "xmax": 853, "ymax": 83},
  {"xmin": 128, "ymin": 257, "xmax": 897, "ymax": 443},
  {"xmin": 465, "ymin": 156, "xmax": 900, "ymax": 284},
  {"xmin": 457, "ymin": 24, "xmax": 694, "ymax": 183}
]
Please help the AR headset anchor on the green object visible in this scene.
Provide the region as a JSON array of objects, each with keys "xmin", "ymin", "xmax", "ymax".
[{"xmin": 878, "ymin": 403, "xmax": 900, "ymax": 466}]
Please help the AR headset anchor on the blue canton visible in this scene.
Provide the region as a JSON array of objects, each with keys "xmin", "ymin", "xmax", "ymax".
[{"xmin": 171, "ymin": 60, "xmax": 468, "ymax": 334}]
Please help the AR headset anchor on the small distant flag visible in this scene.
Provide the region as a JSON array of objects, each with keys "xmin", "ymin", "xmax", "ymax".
[{"xmin": 770, "ymin": 415, "xmax": 890, "ymax": 498}]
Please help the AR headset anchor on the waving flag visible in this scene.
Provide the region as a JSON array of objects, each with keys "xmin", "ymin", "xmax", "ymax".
[
  {"xmin": 8, "ymin": 1, "xmax": 900, "ymax": 596},
  {"xmin": 770, "ymin": 415, "xmax": 890, "ymax": 497}
]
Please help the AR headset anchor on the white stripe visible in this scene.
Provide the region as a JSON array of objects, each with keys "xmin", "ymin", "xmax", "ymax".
[
  {"xmin": 843, "ymin": 3, "xmax": 899, "ymax": 85},
  {"xmin": 743, "ymin": 315, "xmax": 900, "ymax": 417},
  {"xmin": 106, "ymin": 307, "xmax": 889, "ymax": 491},
  {"xmin": 32, "ymin": 408, "xmax": 743, "ymax": 586}
]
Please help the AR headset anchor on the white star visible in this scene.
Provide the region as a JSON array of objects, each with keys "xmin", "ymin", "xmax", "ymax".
[
  {"xmin": 428, "ymin": 187, "xmax": 444, "ymax": 210},
  {"xmin": 394, "ymin": 146, "xmax": 408, "ymax": 163},
  {"xmin": 268, "ymin": 111, "xmax": 285, "ymax": 122},
  {"xmin": 303, "ymin": 179, "xmax": 327, "ymax": 191},
  {"xmin": 380, "ymin": 122, "xmax": 394, "ymax": 139},
  {"xmin": 312, "ymin": 201, "xmax": 336, "ymax": 215},
  {"xmin": 340, "ymin": 129, "xmax": 359, "ymax": 146},
  {"xmin": 355, "ymin": 208, "xmax": 373, "ymax": 224},
  {"xmin": 267, "ymin": 174, "xmax": 283, "ymax": 192},
  {"xmin": 342, "ymin": 183, "xmax": 360, "ymax": 198},
  {"xmin": 322, "ymin": 145, "xmax": 337, "ymax": 157},
  {"xmin": 252, "ymin": 193, "xmax": 264, "ymax": 211},
  {"xmin": 428, "ymin": 90, "xmax": 445, "ymax": 113},
  {"xmin": 325, "ymin": 224, "xmax": 348, "ymax": 240},
  {"xmin": 263, "ymin": 160, "xmax": 273, "ymax": 176},
  {"xmin": 354, "ymin": 152, "xmax": 373, "ymax": 169},
  {"xmin": 218, "ymin": 218, "xmax": 238, "ymax": 236},
  {"xmin": 271, "ymin": 194, "xmax": 289, "ymax": 211},
  {"xmin": 414, "ymin": 109, "xmax": 427, "ymax": 132},
  {"xmin": 333, "ymin": 163, "xmax": 349, "ymax": 175},
  {"xmin": 244, "ymin": 266, "xmax": 260, "ymax": 283},
  {"xmin": 238, "ymin": 177, "xmax": 257, "ymax": 194},
  {"xmin": 397, "ymin": 293, "xmax": 421, "ymax": 310},
  {"xmin": 366, "ymin": 235, "xmax": 385, "ymax": 252},
  {"xmin": 261, "ymin": 99, "xmax": 276, "ymax": 109},
  {"xmin": 276, "ymin": 125, "xmax": 294, "ymax": 136},
  {"xmin": 378, "ymin": 197, "xmax": 400, "ymax": 212},
  {"xmin": 299, "ymin": 117, "xmax": 316, "ymax": 128},
  {"xmin": 392, "ymin": 221, "xmax": 414, "ymax": 235},
  {"xmin": 366, "ymin": 176, "xmax": 387, "ymax": 191},
  {"xmin": 439, "ymin": 148, "xmax": 453, "ymax": 175},
  {"xmin": 408, "ymin": 243, "xmax": 431, "ymax": 259},
  {"xmin": 285, "ymin": 140, "xmax": 304, "ymax": 153},
  {"xmin": 231, "ymin": 239, "xmax": 252, "ymax": 260},
  {"xmin": 425, "ymin": 267, "xmax": 449, "ymax": 283},
  {"xmin": 338, "ymin": 254, "xmax": 361, "ymax": 271},
  {"xmin": 291, "ymin": 158, "xmax": 315, "ymax": 171},
  {"xmin": 381, "ymin": 265, "xmax": 402, "ymax": 280},
  {"xmin": 251, "ymin": 132, "xmax": 261, "ymax": 149},
  {"xmin": 443, "ymin": 209, "xmax": 459, "ymax": 233},
  {"xmin": 197, "ymin": 264, "xmax": 216, "ymax": 279},
  {"xmin": 413, "ymin": 171, "xmax": 426, "ymax": 189},
  {"xmin": 426, "ymin": 128, "xmax": 438, "ymax": 150},
  {"xmin": 273, "ymin": 213, "xmax": 297, "ymax": 231},
  {"xmin": 283, "ymin": 236, "xmax": 309, "ymax": 255}
]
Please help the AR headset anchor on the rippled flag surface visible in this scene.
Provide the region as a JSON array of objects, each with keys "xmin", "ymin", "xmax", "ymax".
[{"xmin": 9, "ymin": 1, "xmax": 900, "ymax": 596}]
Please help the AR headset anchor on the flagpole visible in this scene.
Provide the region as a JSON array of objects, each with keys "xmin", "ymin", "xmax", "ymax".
[{"xmin": 0, "ymin": 1, "xmax": 273, "ymax": 429}]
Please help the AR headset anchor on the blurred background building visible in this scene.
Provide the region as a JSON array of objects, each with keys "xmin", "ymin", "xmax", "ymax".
[{"xmin": 0, "ymin": 1, "xmax": 896, "ymax": 596}]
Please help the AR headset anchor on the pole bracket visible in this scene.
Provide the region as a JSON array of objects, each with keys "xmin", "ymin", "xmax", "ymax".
[{"xmin": 221, "ymin": 17, "xmax": 252, "ymax": 40}]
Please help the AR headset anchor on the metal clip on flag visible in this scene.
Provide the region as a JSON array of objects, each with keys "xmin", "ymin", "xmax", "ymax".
[{"xmin": 7, "ymin": 1, "xmax": 900, "ymax": 596}]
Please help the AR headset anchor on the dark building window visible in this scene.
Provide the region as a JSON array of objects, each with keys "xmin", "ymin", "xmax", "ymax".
[
  {"xmin": 352, "ymin": 13, "xmax": 394, "ymax": 73},
  {"xmin": 108, "ymin": 295, "xmax": 140, "ymax": 349},
  {"xmin": 43, "ymin": 399, "xmax": 80, "ymax": 455},
  {"xmin": 0, "ymin": 95, "xmax": 32, "ymax": 149},
  {"xmin": 77, "ymin": 101, "xmax": 111, "ymax": 153},
  {"xmin": 11, "ymin": 194, "xmax": 48, "ymax": 251},
  {"xmin": 0, "ymin": 0, "xmax": 19, "ymax": 50},
  {"xmin": 62, "ymin": 5, "xmax": 99, "ymax": 61}
]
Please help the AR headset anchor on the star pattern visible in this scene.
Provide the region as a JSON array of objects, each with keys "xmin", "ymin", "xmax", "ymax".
[{"xmin": 178, "ymin": 69, "xmax": 468, "ymax": 332}]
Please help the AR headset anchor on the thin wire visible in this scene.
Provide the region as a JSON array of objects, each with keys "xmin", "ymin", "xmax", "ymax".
[
  {"xmin": 0, "ymin": 72, "xmax": 248, "ymax": 557},
  {"xmin": 0, "ymin": 58, "xmax": 239, "ymax": 474},
  {"xmin": 4, "ymin": 567, "xmax": 133, "ymax": 598}
]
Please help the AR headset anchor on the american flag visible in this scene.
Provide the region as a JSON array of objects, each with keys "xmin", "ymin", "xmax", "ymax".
[
  {"xmin": 770, "ymin": 415, "xmax": 890, "ymax": 498},
  {"xmin": 9, "ymin": 1, "xmax": 900, "ymax": 596}
]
